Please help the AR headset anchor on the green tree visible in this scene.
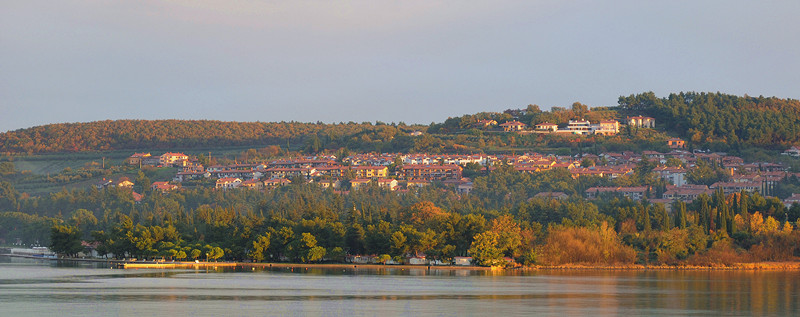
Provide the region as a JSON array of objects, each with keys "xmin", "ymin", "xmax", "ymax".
[
  {"xmin": 390, "ymin": 231, "xmax": 408, "ymax": 256},
  {"xmin": 304, "ymin": 135, "xmax": 323, "ymax": 154},
  {"xmin": 676, "ymin": 201, "xmax": 687, "ymax": 229},
  {"xmin": 191, "ymin": 249, "xmax": 202, "ymax": 260},
  {"xmin": 49, "ymin": 225, "xmax": 83, "ymax": 257},
  {"xmin": 90, "ymin": 230, "xmax": 109, "ymax": 258},
  {"xmin": 327, "ymin": 246, "xmax": 346, "ymax": 262},
  {"xmin": 0, "ymin": 181, "xmax": 19, "ymax": 211},
  {"xmin": 286, "ymin": 232, "xmax": 321, "ymax": 262},
  {"xmin": 491, "ymin": 215, "xmax": 523, "ymax": 257},
  {"xmin": 210, "ymin": 246, "xmax": 224, "ymax": 261},
  {"xmin": 135, "ymin": 171, "xmax": 151, "ymax": 194},
  {"xmin": 686, "ymin": 159, "xmax": 728, "ymax": 186},
  {"xmin": 248, "ymin": 233, "xmax": 271, "ymax": 262},
  {"xmin": 656, "ymin": 228, "xmax": 690, "ymax": 264},
  {"xmin": 468, "ymin": 231, "xmax": 504, "ymax": 267},
  {"xmin": 70, "ymin": 209, "xmax": 98, "ymax": 238},
  {"xmin": 307, "ymin": 246, "xmax": 326, "ymax": 263}
]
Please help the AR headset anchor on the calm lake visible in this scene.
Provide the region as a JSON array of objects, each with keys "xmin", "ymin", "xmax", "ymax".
[{"xmin": 1, "ymin": 256, "xmax": 798, "ymax": 316}]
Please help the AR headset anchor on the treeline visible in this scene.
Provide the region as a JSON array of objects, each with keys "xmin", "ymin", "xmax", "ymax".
[
  {"xmin": 619, "ymin": 92, "xmax": 800, "ymax": 150},
  {"xmin": 0, "ymin": 120, "xmax": 425, "ymax": 154},
  {"xmin": 3, "ymin": 164, "xmax": 799, "ymax": 266}
]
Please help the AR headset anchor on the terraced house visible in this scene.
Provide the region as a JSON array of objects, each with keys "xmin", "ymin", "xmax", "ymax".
[
  {"xmin": 399, "ymin": 164, "xmax": 462, "ymax": 181},
  {"xmin": 350, "ymin": 166, "xmax": 388, "ymax": 179}
]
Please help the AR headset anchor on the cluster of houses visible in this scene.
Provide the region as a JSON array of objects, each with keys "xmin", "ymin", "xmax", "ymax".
[
  {"xmin": 126, "ymin": 152, "xmax": 192, "ymax": 167},
  {"xmin": 578, "ymin": 149, "xmax": 800, "ymax": 211},
  {"xmin": 475, "ymin": 116, "xmax": 656, "ymax": 136},
  {"xmin": 584, "ymin": 175, "xmax": 795, "ymax": 213},
  {"xmin": 124, "ymin": 152, "xmax": 472, "ymax": 193},
  {"xmin": 120, "ymin": 147, "xmax": 800, "ymax": 208}
]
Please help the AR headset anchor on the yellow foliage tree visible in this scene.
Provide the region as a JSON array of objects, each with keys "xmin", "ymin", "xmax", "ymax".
[{"xmin": 540, "ymin": 222, "xmax": 636, "ymax": 265}]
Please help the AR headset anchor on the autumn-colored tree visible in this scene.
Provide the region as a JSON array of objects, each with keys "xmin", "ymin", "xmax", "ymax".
[{"xmin": 540, "ymin": 222, "xmax": 636, "ymax": 265}]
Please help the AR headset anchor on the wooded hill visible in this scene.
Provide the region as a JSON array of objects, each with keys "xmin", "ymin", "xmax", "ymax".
[
  {"xmin": 1, "ymin": 92, "xmax": 798, "ymax": 156},
  {"xmin": 619, "ymin": 92, "xmax": 800, "ymax": 151},
  {"xmin": 0, "ymin": 120, "xmax": 424, "ymax": 154}
]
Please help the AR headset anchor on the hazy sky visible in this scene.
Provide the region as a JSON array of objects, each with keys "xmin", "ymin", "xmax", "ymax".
[{"xmin": 2, "ymin": 0, "xmax": 799, "ymax": 132}]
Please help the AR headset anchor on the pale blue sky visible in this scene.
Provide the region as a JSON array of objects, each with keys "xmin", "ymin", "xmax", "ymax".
[{"xmin": 2, "ymin": 0, "xmax": 799, "ymax": 132}]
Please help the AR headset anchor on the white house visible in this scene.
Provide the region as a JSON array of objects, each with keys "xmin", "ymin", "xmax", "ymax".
[
  {"xmin": 535, "ymin": 122, "xmax": 558, "ymax": 132},
  {"xmin": 215, "ymin": 177, "xmax": 242, "ymax": 190},
  {"xmin": 782, "ymin": 146, "xmax": 800, "ymax": 157}
]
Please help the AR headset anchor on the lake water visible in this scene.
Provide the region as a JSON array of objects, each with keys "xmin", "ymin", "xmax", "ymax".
[{"xmin": 1, "ymin": 256, "xmax": 798, "ymax": 316}]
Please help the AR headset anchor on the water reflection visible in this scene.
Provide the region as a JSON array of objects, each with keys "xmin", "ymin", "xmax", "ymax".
[{"xmin": 1, "ymin": 256, "xmax": 798, "ymax": 316}]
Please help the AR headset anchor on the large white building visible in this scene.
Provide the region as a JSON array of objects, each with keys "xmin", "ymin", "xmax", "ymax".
[
  {"xmin": 542, "ymin": 119, "xmax": 620, "ymax": 135},
  {"xmin": 567, "ymin": 120, "xmax": 592, "ymax": 135}
]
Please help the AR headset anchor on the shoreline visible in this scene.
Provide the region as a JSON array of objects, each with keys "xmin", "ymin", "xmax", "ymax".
[
  {"xmin": 123, "ymin": 261, "xmax": 493, "ymax": 270},
  {"xmin": 530, "ymin": 262, "xmax": 800, "ymax": 271},
  {"xmin": 5, "ymin": 254, "xmax": 799, "ymax": 271}
]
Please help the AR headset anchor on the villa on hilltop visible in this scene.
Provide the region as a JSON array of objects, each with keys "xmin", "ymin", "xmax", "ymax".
[
  {"xmin": 533, "ymin": 119, "xmax": 621, "ymax": 135},
  {"xmin": 500, "ymin": 120, "xmax": 527, "ymax": 132},
  {"xmin": 627, "ymin": 116, "xmax": 655, "ymax": 128}
]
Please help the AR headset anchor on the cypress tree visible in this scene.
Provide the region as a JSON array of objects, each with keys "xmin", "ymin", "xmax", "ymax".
[
  {"xmin": 672, "ymin": 201, "xmax": 682, "ymax": 229},
  {"xmin": 699, "ymin": 195, "xmax": 712, "ymax": 233},
  {"xmin": 739, "ymin": 192, "xmax": 749, "ymax": 215},
  {"xmin": 679, "ymin": 202, "xmax": 687, "ymax": 229},
  {"xmin": 715, "ymin": 190, "xmax": 729, "ymax": 234},
  {"xmin": 725, "ymin": 206, "xmax": 734, "ymax": 235}
]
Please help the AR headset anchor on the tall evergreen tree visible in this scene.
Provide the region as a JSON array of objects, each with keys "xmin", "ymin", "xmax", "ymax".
[{"xmin": 679, "ymin": 202, "xmax": 688, "ymax": 229}]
